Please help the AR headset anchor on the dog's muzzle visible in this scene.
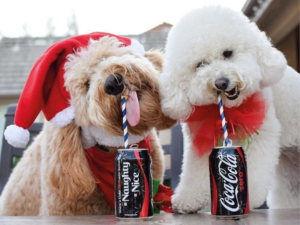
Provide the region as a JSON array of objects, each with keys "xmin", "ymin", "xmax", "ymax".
[
  {"xmin": 215, "ymin": 78, "xmax": 240, "ymax": 100},
  {"xmin": 104, "ymin": 73, "xmax": 124, "ymax": 96}
]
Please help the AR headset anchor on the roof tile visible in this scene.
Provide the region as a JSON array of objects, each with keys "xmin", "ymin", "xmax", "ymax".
[{"xmin": 0, "ymin": 31, "xmax": 168, "ymax": 96}]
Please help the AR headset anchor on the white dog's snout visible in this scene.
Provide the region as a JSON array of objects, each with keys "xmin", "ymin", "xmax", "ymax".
[
  {"xmin": 215, "ymin": 77, "xmax": 230, "ymax": 90},
  {"xmin": 217, "ymin": 73, "xmax": 245, "ymax": 91}
]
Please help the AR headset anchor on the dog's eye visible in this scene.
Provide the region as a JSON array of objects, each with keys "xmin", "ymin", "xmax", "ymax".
[
  {"xmin": 196, "ymin": 61, "xmax": 208, "ymax": 69},
  {"xmin": 223, "ymin": 50, "xmax": 233, "ymax": 58},
  {"xmin": 84, "ymin": 81, "xmax": 90, "ymax": 92}
]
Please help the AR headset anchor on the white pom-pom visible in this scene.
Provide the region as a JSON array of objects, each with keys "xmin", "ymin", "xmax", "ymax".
[
  {"xmin": 4, "ymin": 125, "xmax": 30, "ymax": 148},
  {"xmin": 50, "ymin": 106, "xmax": 75, "ymax": 128},
  {"xmin": 130, "ymin": 39, "xmax": 145, "ymax": 56}
]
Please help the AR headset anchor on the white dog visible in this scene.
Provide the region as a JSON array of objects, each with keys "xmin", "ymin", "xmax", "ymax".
[{"xmin": 159, "ymin": 6, "xmax": 300, "ymax": 212}]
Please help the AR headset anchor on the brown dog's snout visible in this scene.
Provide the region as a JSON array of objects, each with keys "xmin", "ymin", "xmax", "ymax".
[
  {"xmin": 104, "ymin": 73, "xmax": 124, "ymax": 95},
  {"xmin": 215, "ymin": 77, "xmax": 229, "ymax": 90}
]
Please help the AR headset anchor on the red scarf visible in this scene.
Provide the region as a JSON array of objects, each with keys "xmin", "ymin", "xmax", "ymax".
[
  {"xmin": 85, "ymin": 136, "xmax": 152, "ymax": 210},
  {"xmin": 184, "ymin": 92, "xmax": 267, "ymax": 157}
]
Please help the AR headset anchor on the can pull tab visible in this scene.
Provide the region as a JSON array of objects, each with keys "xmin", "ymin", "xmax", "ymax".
[
  {"xmin": 129, "ymin": 144, "xmax": 139, "ymax": 149},
  {"xmin": 223, "ymin": 139, "xmax": 233, "ymax": 147}
]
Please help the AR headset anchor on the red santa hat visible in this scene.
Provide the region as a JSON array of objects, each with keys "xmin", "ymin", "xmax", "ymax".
[{"xmin": 4, "ymin": 32, "xmax": 145, "ymax": 148}]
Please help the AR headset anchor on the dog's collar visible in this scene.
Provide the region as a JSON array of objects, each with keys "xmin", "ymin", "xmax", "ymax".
[{"xmin": 95, "ymin": 144, "xmax": 116, "ymax": 153}]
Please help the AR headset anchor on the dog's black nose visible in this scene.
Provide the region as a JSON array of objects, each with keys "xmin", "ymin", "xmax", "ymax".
[
  {"xmin": 104, "ymin": 73, "xmax": 124, "ymax": 95},
  {"xmin": 215, "ymin": 78, "xmax": 229, "ymax": 90}
]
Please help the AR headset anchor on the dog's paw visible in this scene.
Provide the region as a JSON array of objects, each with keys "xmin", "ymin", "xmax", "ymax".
[{"xmin": 172, "ymin": 192, "xmax": 207, "ymax": 214}]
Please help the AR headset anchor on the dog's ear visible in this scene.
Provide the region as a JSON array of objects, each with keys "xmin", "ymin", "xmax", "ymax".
[
  {"xmin": 256, "ymin": 31, "xmax": 287, "ymax": 88},
  {"xmin": 49, "ymin": 121, "xmax": 96, "ymax": 200},
  {"xmin": 144, "ymin": 49, "xmax": 165, "ymax": 72}
]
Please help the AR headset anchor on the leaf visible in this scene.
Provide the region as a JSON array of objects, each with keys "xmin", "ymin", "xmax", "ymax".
[
  {"xmin": 154, "ymin": 200, "xmax": 164, "ymax": 204},
  {"xmin": 217, "ymin": 137, "xmax": 223, "ymax": 146},
  {"xmin": 153, "ymin": 178, "xmax": 160, "ymax": 197},
  {"xmin": 241, "ymin": 139, "xmax": 246, "ymax": 145},
  {"xmin": 154, "ymin": 206, "xmax": 160, "ymax": 214},
  {"xmin": 12, "ymin": 156, "xmax": 21, "ymax": 169},
  {"xmin": 247, "ymin": 137, "xmax": 252, "ymax": 145}
]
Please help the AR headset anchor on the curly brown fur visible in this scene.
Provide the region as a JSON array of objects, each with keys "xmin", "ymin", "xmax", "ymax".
[
  {"xmin": 47, "ymin": 122, "xmax": 96, "ymax": 200},
  {"xmin": 0, "ymin": 36, "xmax": 176, "ymax": 216},
  {"xmin": 65, "ymin": 37, "xmax": 175, "ymax": 136},
  {"xmin": 40, "ymin": 122, "xmax": 112, "ymax": 215}
]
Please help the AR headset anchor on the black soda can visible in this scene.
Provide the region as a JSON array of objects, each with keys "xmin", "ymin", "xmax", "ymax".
[
  {"xmin": 114, "ymin": 148, "xmax": 153, "ymax": 220},
  {"xmin": 209, "ymin": 146, "xmax": 250, "ymax": 219}
]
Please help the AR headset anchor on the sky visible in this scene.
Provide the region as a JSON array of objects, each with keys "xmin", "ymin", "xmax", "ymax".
[{"xmin": 0, "ymin": 0, "xmax": 247, "ymax": 37}]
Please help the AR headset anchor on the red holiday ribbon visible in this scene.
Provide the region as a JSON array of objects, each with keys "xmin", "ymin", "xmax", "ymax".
[{"xmin": 184, "ymin": 92, "xmax": 267, "ymax": 157}]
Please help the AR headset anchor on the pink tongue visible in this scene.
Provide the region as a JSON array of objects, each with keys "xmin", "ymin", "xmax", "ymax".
[{"xmin": 126, "ymin": 91, "xmax": 140, "ymax": 126}]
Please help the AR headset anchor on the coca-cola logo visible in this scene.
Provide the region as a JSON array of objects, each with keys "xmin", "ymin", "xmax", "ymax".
[{"xmin": 218, "ymin": 154, "xmax": 240, "ymax": 212}]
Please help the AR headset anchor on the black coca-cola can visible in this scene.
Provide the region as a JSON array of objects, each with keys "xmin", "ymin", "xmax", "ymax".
[
  {"xmin": 114, "ymin": 148, "xmax": 153, "ymax": 220},
  {"xmin": 209, "ymin": 146, "xmax": 250, "ymax": 219}
]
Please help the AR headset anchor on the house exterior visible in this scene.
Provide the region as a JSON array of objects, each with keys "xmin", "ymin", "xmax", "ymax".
[
  {"xmin": 0, "ymin": 37, "xmax": 67, "ymax": 147},
  {"xmin": 1, "ymin": 0, "xmax": 298, "ymax": 149},
  {"xmin": 242, "ymin": 0, "xmax": 299, "ymax": 72}
]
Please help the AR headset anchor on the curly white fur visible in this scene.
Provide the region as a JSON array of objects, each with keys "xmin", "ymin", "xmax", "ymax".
[
  {"xmin": 159, "ymin": 6, "xmax": 300, "ymax": 212},
  {"xmin": 160, "ymin": 6, "xmax": 286, "ymax": 119}
]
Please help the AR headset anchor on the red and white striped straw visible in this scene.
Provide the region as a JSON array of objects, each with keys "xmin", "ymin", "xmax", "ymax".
[{"xmin": 217, "ymin": 91, "xmax": 230, "ymax": 146}]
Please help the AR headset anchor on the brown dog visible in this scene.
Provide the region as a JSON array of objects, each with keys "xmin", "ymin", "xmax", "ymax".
[{"xmin": 0, "ymin": 36, "xmax": 176, "ymax": 215}]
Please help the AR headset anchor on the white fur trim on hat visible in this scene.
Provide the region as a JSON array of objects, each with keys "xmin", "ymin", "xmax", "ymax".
[
  {"xmin": 81, "ymin": 125, "xmax": 151, "ymax": 148},
  {"xmin": 4, "ymin": 125, "xmax": 30, "ymax": 148},
  {"xmin": 81, "ymin": 126, "xmax": 97, "ymax": 149},
  {"xmin": 130, "ymin": 39, "xmax": 145, "ymax": 56},
  {"xmin": 50, "ymin": 105, "xmax": 75, "ymax": 128}
]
